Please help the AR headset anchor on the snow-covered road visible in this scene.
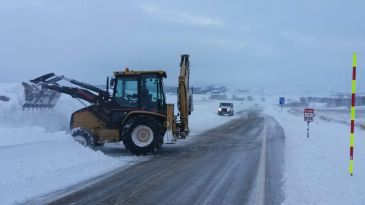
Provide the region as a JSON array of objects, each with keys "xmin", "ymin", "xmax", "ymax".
[{"xmin": 41, "ymin": 109, "xmax": 285, "ymax": 205}]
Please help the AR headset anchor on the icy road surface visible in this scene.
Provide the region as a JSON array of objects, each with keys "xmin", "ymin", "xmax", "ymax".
[{"xmin": 43, "ymin": 109, "xmax": 285, "ymax": 205}]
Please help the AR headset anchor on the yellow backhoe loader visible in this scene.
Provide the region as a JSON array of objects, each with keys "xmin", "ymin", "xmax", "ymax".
[{"xmin": 21, "ymin": 54, "xmax": 193, "ymax": 155}]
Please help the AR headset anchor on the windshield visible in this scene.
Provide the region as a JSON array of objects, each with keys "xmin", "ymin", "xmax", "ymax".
[{"xmin": 220, "ymin": 103, "xmax": 232, "ymax": 107}]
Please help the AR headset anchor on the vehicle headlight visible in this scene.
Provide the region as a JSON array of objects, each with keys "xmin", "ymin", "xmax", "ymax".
[
  {"xmin": 218, "ymin": 108, "xmax": 222, "ymax": 111},
  {"xmin": 227, "ymin": 109, "xmax": 231, "ymax": 111}
]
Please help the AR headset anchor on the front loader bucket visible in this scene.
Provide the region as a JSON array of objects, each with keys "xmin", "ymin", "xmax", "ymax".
[
  {"xmin": 21, "ymin": 75, "xmax": 62, "ymax": 109},
  {"xmin": 21, "ymin": 82, "xmax": 61, "ymax": 109}
]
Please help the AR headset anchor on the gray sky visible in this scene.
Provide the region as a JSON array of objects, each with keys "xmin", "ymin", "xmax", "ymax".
[{"xmin": 0, "ymin": 0, "xmax": 364, "ymax": 91}]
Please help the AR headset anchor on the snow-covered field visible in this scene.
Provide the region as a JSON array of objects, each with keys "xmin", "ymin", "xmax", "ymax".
[
  {"xmin": 265, "ymin": 106, "xmax": 365, "ymax": 205},
  {"xmin": 0, "ymin": 83, "xmax": 254, "ymax": 204},
  {"xmin": 288, "ymin": 106, "xmax": 365, "ymax": 130}
]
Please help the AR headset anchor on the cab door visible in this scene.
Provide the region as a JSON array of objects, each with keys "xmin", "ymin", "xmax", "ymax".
[{"xmin": 140, "ymin": 75, "xmax": 166, "ymax": 114}]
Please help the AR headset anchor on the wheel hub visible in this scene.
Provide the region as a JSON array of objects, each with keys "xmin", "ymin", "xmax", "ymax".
[{"xmin": 132, "ymin": 125, "xmax": 154, "ymax": 147}]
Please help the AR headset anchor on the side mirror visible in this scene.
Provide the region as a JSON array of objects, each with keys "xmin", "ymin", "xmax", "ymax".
[{"xmin": 110, "ymin": 77, "xmax": 115, "ymax": 87}]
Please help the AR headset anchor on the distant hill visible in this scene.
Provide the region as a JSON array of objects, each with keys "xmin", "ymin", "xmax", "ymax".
[{"xmin": 165, "ymin": 85, "xmax": 228, "ymax": 95}]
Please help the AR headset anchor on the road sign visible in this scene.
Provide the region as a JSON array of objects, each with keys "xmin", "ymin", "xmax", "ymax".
[
  {"xmin": 279, "ymin": 97, "xmax": 285, "ymax": 105},
  {"xmin": 304, "ymin": 108, "xmax": 314, "ymax": 138},
  {"xmin": 279, "ymin": 97, "xmax": 285, "ymax": 112},
  {"xmin": 304, "ymin": 108, "xmax": 314, "ymax": 122}
]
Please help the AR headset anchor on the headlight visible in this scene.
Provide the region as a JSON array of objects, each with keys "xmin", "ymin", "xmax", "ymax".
[
  {"xmin": 227, "ymin": 109, "xmax": 231, "ymax": 111},
  {"xmin": 218, "ymin": 108, "xmax": 222, "ymax": 111}
]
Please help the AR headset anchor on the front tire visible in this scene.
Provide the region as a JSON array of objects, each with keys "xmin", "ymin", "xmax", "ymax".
[
  {"xmin": 122, "ymin": 116, "xmax": 163, "ymax": 155},
  {"xmin": 72, "ymin": 129, "xmax": 95, "ymax": 149}
]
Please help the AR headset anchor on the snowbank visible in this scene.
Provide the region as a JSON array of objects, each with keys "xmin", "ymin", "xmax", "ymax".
[
  {"xmin": 0, "ymin": 83, "xmax": 83, "ymax": 131},
  {"xmin": 0, "ymin": 83, "xmax": 138, "ymax": 204},
  {"xmin": 265, "ymin": 106, "xmax": 365, "ymax": 205},
  {"xmin": 0, "ymin": 127, "xmax": 136, "ymax": 204}
]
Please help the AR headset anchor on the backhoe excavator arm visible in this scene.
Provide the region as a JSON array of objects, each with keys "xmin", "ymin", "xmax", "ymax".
[
  {"xmin": 167, "ymin": 54, "xmax": 193, "ymax": 139},
  {"xmin": 177, "ymin": 54, "xmax": 193, "ymax": 138}
]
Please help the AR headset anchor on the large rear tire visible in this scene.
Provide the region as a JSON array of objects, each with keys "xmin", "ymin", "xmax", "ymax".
[
  {"xmin": 155, "ymin": 132, "xmax": 165, "ymax": 150},
  {"xmin": 122, "ymin": 116, "xmax": 163, "ymax": 155}
]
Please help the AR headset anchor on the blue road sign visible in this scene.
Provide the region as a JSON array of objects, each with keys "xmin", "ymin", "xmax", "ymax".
[{"xmin": 279, "ymin": 97, "xmax": 285, "ymax": 105}]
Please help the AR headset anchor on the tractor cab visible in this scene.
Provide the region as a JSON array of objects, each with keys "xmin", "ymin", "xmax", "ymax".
[{"xmin": 112, "ymin": 69, "xmax": 167, "ymax": 114}]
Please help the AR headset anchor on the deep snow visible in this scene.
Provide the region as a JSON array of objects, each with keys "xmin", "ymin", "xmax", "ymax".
[{"xmin": 265, "ymin": 106, "xmax": 365, "ymax": 205}]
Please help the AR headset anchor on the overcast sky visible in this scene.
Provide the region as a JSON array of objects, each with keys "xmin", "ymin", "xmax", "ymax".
[{"xmin": 0, "ymin": 0, "xmax": 364, "ymax": 91}]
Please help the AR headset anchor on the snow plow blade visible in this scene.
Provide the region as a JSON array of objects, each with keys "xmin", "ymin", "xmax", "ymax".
[{"xmin": 21, "ymin": 73, "xmax": 62, "ymax": 109}]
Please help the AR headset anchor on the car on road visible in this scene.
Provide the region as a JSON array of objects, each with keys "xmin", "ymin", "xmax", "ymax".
[{"xmin": 218, "ymin": 102, "xmax": 234, "ymax": 116}]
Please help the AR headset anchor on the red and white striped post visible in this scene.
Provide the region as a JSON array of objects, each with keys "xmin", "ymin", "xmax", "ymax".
[{"xmin": 349, "ymin": 53, "xmax": 357, "ymax": 176}]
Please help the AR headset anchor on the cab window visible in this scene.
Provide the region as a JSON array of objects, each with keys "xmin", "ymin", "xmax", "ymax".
[{"xmin": 115, "ymin": 77, "xmax": 138, "ymax": 108}]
